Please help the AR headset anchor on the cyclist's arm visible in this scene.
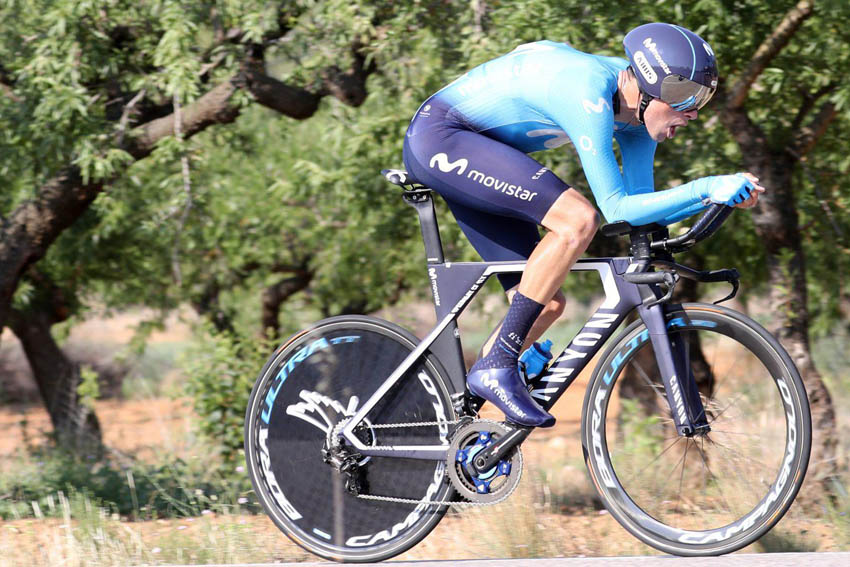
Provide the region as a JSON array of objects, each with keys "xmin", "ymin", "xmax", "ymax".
[
  {"xmin": 547, "ymin": 77, "xmax": 708, "ymax": 226},
  {"xmin": 614, "ymin": 126, "xmax": 655, "ymax": 196},
  {"xmin": 658, "ymin": 200, "xmax": 708, "ymax": 225}
]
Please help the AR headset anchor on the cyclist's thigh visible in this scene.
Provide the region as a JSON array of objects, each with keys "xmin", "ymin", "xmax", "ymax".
[
  {"xmin": 403, "ymin": 113, "xmax": 569, "ymax": 224},
  {"xmin": 444, "ymin": 198, "xmax": 540, "ymax": 291}
]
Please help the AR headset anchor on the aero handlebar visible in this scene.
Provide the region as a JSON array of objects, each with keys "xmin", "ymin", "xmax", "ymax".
[{"xmin": 650, "ymin": 204, "xmax": 733, "ymax": 253}]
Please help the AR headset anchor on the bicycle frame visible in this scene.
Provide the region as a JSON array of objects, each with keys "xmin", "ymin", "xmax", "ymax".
[{"xmin": 340, "ymin": 189, "xmax": 708, "ymax": 459}]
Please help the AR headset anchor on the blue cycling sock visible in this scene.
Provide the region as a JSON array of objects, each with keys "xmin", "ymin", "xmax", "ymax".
[{"xmin": 472, "ymin": 291, "xmax": 544, "ymax": 371}]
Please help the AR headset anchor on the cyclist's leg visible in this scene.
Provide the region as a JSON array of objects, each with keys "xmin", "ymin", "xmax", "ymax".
[
  {"xmin": 404, "ymin": 110, "xmax": 595, "ymax": 426},
  {"xmin": 443, "ymin": 199, "xmax": 567, "ymax": 355}
]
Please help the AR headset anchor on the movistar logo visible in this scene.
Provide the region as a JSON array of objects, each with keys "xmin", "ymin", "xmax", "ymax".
[
  {"xmin": 481, "ymin": 373, "xmax": 527, "ymax": 419},
  {"xmin": 429, "ymin": 152, "xmax": 468, "ymax": 175},
  {"xmin": 582, "ymin": 97, "xmax": 611, "ymax": 114},
  {"xmin": 642, "ymin": 37, "xmax": 671, "ymax": 75},
  {"xmin": 429, "ymin": 153, "xmax": 538, "ymax": 201},
  {"xmin": 632, "ymin": 51, "xmax": 657, "ymax": 85}
]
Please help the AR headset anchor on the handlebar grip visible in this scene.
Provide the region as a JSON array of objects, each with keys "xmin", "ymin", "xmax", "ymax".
[
  {"xmin": 691, "ymin": 204, "xmax": 733, "ymax": 244},
  {"xmin": 652, "ymin": 204, "xmax": 733, "ymax": 251},
  {"xmin": 623, "ymin": 271, "xmax": 675, "ymax": 285}
]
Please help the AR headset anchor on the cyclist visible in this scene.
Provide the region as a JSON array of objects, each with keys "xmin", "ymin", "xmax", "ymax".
[{"xmin": 402, "ymin": 23, "xmax": 765, "ymax": 427}]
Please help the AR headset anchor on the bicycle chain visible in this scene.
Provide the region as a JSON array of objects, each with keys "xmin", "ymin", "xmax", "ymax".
[{"xmin": 335, "ymin": 418, "xmax": 521, "ymax": 508}]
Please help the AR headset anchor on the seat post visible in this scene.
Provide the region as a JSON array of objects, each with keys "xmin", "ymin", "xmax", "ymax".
[{"xmin": 403, "ymin": 189, "xmax": 445, "ymax": 264}]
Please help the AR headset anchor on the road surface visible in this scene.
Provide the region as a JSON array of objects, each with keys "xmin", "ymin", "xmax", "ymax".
[{"xmin": 166, "ymin": 552, "xmax": 849, "ymax": 567}]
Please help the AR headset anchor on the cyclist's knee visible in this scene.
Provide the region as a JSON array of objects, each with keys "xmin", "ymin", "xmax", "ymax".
[{"xmin": 545, "ymin": 197, "xmax": 600, "ymax": 246}]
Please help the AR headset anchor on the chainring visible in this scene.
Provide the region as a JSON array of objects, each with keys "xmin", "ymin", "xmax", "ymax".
[{"xmin": 447, "ymin": 419, "xmax": 523, "ymax": 504}]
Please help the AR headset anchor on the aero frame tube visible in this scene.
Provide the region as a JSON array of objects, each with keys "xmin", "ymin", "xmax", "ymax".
[{"xmin": 527, "ymin": 258, "xmax": 643, "ymax": 408}]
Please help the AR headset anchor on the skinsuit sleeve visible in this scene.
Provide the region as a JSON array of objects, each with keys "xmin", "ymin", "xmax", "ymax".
[{"xmin": 546, "ymin": 68, "xmax": 708, "ymax": 226}]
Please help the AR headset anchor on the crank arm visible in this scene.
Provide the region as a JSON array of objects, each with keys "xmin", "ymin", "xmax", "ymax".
[{"xmin": 470, "ymin": 425, "xmax": 532, "ymax": 474}]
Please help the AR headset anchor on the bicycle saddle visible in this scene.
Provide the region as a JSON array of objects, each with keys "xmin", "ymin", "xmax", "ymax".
[{"xmin": 381, "ymin": 168, "xmax": 417, "ymax": 188}]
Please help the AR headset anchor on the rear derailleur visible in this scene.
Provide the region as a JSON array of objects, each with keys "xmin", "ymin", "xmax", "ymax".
[
  {"xmin": 321, "ymin": 441, "xmax": 367, "ymax": 495},
  {"xmin": 323, "ymin": 421, "xmax": 374, "ymax": 496}
]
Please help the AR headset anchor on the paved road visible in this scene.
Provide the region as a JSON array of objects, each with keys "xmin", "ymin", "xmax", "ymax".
[{"xmin": 166, "ymin": 553, "xmax": 849, "ymax": 567}]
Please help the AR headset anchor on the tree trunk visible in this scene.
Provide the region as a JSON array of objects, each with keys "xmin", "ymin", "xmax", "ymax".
[
  {"xmin": 261, "ymin": 271, "xmax": 313, "ymax": 338},
  {"xmin": 8, "ymin": 308, "xmax": 103, "ymax": 451},
  {"xmin": 748, "ymin": 156, "xmax": 838, "ymax": 487}
]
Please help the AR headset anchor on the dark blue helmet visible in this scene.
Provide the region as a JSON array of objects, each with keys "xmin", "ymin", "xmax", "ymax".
[{"xmin": 624, "ymin": 23, "xmax": 718, "ymax": 112}]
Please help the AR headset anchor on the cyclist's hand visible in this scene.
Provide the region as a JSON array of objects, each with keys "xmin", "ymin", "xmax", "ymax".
[
  {"xmin": 734, "ymin": 172, "xmax": 765, "ymax": 209},
  {"xmin": 703, "ymin": 173, "xmax": 760, "ymax": 207}
]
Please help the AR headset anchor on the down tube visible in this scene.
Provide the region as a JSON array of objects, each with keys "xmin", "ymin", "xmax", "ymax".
[{"xmin": 526, "ymin": 258, "xmax": 643, "ymax": 411}]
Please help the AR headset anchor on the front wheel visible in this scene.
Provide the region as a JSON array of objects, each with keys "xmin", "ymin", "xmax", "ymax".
[
  {"xmin": 244, "ymin": 315, "xmax": 457, "ymax": 563},
  {"xmin": 581, "ymin": 303, "xmax": 811, "ymax": 556}
]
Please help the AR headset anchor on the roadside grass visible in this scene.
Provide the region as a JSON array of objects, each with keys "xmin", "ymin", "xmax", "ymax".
[
  {"xmin": 0, "ymin": 444, "xmax": 298, "ymax": 567},
  {"xmin": 0, "ymin": 491, "xmax": 310, "ymax": 566},
  {"xmin": 0, "ymin": 445, "xmax": 256, "ymax": 522}
]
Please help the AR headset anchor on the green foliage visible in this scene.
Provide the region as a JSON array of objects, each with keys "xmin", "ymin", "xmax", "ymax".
[
  {"xmin": 182, "ymin": 324, "xmax": 275, "ymax": 462},
  {"xmin": 77, "ymin": 365, "xmax": 101, "ymax": 410}
]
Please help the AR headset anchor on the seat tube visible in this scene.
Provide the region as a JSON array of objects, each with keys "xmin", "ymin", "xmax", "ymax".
[
  {"xmin": 409, "ymin": 195, "xmax": 444, "ymax": 264},
  {"xmin": 637, "ymin": 303, "xmax": 703, "ymax": 436}
]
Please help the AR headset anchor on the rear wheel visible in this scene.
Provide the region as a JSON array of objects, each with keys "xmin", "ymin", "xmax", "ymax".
[
  {"xmin": 244, "ymin": 315, "xmax": 457, "ymax": 562},
  {"xmin": 581, "ymin": 303, "xmax": 811, "ymax": 555}
]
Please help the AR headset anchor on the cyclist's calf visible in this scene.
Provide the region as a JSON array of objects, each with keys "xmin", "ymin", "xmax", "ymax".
[{"xmin": 527, "ymin": 290, "xmax": 566, "ymax": 347}]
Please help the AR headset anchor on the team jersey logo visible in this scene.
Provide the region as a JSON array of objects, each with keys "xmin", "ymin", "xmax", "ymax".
[{"xmin": 429, "ymin": 152, "xmax": 469, "ymax": 175}]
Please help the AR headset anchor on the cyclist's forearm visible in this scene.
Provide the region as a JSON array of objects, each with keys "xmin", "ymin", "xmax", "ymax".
[
  {"xmin": 598, "ymin": 181, "xmax": 704, "ymax": 226},
  {"xmin": 658, "ymin": 200, "xmax": 708, "ymax": 225}
]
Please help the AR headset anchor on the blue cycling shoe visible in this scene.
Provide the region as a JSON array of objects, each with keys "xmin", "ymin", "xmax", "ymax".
[{"xmin": 467, "ymin": 366, "xmax": 555, "ymax": 428}]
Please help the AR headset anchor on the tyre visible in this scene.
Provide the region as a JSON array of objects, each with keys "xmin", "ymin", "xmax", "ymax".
[
  {"xmin": 581, "ymin": 303, "xmax": 811, "ymax": 555},
  {"xmin": 244, "ymin": 315, "xmax": 457, "ymax": 562}
]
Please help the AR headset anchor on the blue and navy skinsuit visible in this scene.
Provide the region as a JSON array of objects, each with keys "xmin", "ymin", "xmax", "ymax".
[{"xmin": 403, "ymin": 41, "xmax": 711, "ymax": 290}]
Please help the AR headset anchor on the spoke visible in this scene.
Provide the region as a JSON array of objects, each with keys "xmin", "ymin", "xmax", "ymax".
[
  {"xmin": 675, "ymin": 439, "xmax": 690, "ymax": 514},
  {"xmin": 693, "ymin": 437, "xmax": 736, "ymax": 518},
  {"xmin": 707, "ymin": 391, "xmax": 748, "ymax": 425},
  {"xmin": 620, "ymin": 436, "xmax": 685, "ymax": 487},
  {"xmin": 705, "ymin": 436, "xmax": 772, "ymax": 509},
  {"xmin": 706, "ymin": 436, "xmax": 775, "ymax": 476},
  {"xmin": 631, "ymin": 358, "xmax": 669, "ymax": 405},
  {"xmin": 708, "ymin": 428, "xmax": 764, "ymax": 438}
]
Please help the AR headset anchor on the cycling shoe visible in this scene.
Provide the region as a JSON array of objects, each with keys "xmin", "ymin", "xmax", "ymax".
[{"xmin": 467, "ymin": 366, "xmax": 555, "ymax": 428}]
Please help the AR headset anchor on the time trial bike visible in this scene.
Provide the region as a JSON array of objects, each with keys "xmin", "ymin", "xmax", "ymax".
[{"xmin": 244, "ymin": 168, "xmax": 811, "ymax": 562}]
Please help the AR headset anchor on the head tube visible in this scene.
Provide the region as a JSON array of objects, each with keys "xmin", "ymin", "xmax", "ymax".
[{"xmin": 661, "ymin": 75, "xmax": 715, "ymax": 111}]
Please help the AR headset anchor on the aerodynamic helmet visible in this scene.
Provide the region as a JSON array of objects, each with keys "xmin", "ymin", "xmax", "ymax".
[{"xmin": 623, "ymin": 23, "xmax": 718, "ymax": 120}]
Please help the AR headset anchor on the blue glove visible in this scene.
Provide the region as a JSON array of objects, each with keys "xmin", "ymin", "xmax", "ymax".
[{"xmin": 702, "ymin": 174, "xmax": 754, "ymax": 206}]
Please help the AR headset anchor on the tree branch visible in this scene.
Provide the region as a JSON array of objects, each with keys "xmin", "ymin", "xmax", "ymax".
[
  {"xmin": 790, "ymin": 101, "xmax": 838, "ymax": 158},
  {"xmin": 0, "ymin": 43, "xmax": 375, "ymax": 332},
  {"xmin": 127, "ymin": 79, "xmax": 242, "ymax": 158},
  {"xmin": 726, "ymin": 0, "xmax": 813, "ymax": 110},
  {"xmin": 790, "ymin": 82, "xmax": 837, "ymax": 133}
]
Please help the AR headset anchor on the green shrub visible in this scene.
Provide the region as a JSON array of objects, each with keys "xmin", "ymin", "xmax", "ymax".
[
  {"xmin": 182, "ymin": 324, "xmax": 275, "ymax": 463},
  {"xmin": 0, "ymin": 447, "xmax": 255, "ymax": 521}
]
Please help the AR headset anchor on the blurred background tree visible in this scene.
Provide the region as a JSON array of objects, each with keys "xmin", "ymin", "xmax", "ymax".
[{"xmin": 0, "ymin": 0, "xmax": 848, "ymax": 488}]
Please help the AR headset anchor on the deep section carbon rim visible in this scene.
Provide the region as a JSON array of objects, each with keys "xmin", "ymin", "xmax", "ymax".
[
  {"xmin": 582, "ymin": 304, "xmax": 811, "ymax": 556},
  {"xmin": 244, "ymin": 316, "xmax": 456, "ymax": 562}
]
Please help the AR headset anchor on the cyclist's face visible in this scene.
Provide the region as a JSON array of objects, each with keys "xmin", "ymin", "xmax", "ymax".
[{"xmin": 644, "ymin": 99, "xmax": 699, "ymax": 143}]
